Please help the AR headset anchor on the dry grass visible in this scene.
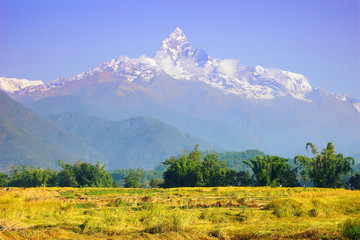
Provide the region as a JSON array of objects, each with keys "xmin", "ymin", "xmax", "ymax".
[{"xmin": 0, "ymin": 187, "xmax": 358, "ymax": 239}]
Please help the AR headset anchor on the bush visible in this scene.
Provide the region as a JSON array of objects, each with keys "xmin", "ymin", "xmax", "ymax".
[{"xmin": 339, "ymin": 218, "xmax": 360, "ymax": 239}]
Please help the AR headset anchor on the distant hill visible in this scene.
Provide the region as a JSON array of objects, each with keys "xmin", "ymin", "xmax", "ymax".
[
  {"xmin": 48, "ymin": 112, "xmax": 221, "ymax": 169},
  {"xmin": 0, "ymin": 91, "xmax": 107, "ymax": 170},
  {"xmin": 0, "ymin": 90, "xmax": 220, "ymax": 170},
  {"xmin": 217, "ymin": 150, "xmax": 265, "ymax": 171},
  {"xmin": 200, "ymin": 150, "xmax": 265, "ymax": 172}
]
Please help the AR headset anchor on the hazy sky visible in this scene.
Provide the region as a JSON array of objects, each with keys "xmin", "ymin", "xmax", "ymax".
[{"xmin": 1, "ymin": 0, "xmax": 359, "ymax": 98}]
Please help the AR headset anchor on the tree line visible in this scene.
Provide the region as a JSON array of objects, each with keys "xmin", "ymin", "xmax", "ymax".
[
  {"xmin": 0, "ymin": 160, "xmax": 115, "ymax": 188},
  {"xmin": 159, "ymin": 143, "xmax": 359, "ymax": 189},
  {"xmin": 0, "ymin": 142, "xmax": 359, "ymax": 189}
]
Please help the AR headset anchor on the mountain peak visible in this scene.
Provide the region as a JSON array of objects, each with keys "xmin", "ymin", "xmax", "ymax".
[
  {"xmin": 154, "ymin": 27, "xmax": 209, "ymax": 69},
  {"xmin": 158, "ymin": 27, "xmax": 189, "ymax": 53},
  {"xmin": 168, "ymin": 27, "xmax": 186, "ymax": 40},
  {"xmin": 0, "ymin": 77, "xmax": 44, "ymax": 93}
]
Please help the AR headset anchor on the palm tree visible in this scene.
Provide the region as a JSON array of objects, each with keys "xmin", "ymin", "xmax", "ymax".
[{"xmin": 295, "ymin": 142, "xmax": 354, "ymax": 188}]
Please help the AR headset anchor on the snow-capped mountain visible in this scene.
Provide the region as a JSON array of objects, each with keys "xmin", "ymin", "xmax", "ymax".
[
  {"xmin": 0, "ymin": 77, "xmax": 43, "ymax": 93},
  {"xmin": 14, "ymin": 27, "xmax": 313, "ymax": 100},
  {"xmin": 330, "ymin": 92, "xmax": 360, "ymax": 112},
  {"xmin": 1, "ymin": 28, "xmax": 359, "ymax": 158}
]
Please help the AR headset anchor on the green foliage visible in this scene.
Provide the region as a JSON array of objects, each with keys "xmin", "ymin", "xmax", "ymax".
[
  {"xmin": 124, "ymin": 168, "xmax": 143, "ymax": 188},
  {"xmin": 8, "ymin": 165, "xmax": 58, "ymax": 187},
  {"xmin": 162, "ymin": 145, "xmax": 203, "ymax": 188},
  {"xmin": 339, "ymin": 218, "xmax": 360, "ymax": 240},
  {"xmin": 295, "ymin": 142, "xmax": 354, "ymax": 188},
  {"xmin": 57, "ymin": 160, "xmax": 114, "ymax": 187},
  {"xmin": 149, "ymin": 178, "xmax": 164, "ymax": 188},
  {"xmin": 243, "ymin": 155, "xmax": 299, "ymax": 187},
  {"xmin": 349, "ymin": 174, "xmax": 360, "ymax": 190},
  {"xmin": 108, "ymin": 168, "xmax": 163, "ymax": 187},
  {"xmin": 235, "ymin": 171, "xmax": 252, "ymax": 186},
  {"xmin": 162, "ymin": 145, "xmax": 251, "ymax": 188},
  {"xmin": 215, "ymin": 150, "xmax": 265, "ymax": 171},
  {"xmin": 57, "ymin": 162, "xmax": 79, "ymax": 187},
  {"xmin": 0, "ymin": 172, "xmax": 9, "ymax": 187},
  {"xmin": 200, "ymin": 153, "xmax": 228, "ymax": 187}
]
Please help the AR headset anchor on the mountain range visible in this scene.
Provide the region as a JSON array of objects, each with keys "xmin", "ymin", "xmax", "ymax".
[
  {"xmin": 1, "ymin": 27, "xmax": 359, "ymax": 162},
  {"xmin": 0, "ymin": 90, "xmax": 218, "ymax": 170}
]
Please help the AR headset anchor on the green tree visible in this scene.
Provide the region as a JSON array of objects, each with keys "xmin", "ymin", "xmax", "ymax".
[
  {"xmin": 162, "ymin": 145, "xmax": 242, "ymax": 188},
  {"xmin": 243, "ymin": 156, "xmax": 271, "ymax": 186},
  {"xmin": 200, "ymin": 153, "xmax": 228, "ymax": 187},
  {"xmin": 58, "ymin": 160, "xmax": 79, "ymax": 187},
  {"xmin": 348, "ymin": 173, "xmax": 360, "ymax": 190},
  {"xmin": 295, "ymin": 142, "xmax": 354, "ymax": 188},
  {"xmin": 149, "ymin": 178, "xmax": 164, "ymax": 188},
  {"xmin": 0, "ymin": 173, "xmax": 9, "ymax": 187},
  {"xmin": 236, "ymin": 171, "xmax": 252, "ymax": 186},
  {"xmin": 124, "ymin": 168, "xmax": 143, "ymax": 188},
  {"xmin": 8, "ymin": 166, "xmax": 57, "ymax": 187},
  {"xmin": 244, "ymin": 155, "xmax": 299, "ymax": 187},
  {"xmin": 162, "ymin": 146, "xmax": 203, "ymax": 188},
  {"xmin": 58, "ymin": 160, "xmax": 114, "ymax": 187}
]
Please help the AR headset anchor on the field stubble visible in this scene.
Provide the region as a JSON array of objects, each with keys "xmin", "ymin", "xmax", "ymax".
[{"xmin": 0, "ymin": 187, "xmax": 358, "ymax": 239}]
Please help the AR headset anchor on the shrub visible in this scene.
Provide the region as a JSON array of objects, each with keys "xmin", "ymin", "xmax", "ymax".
[{"xmin": 339, "ymin": 218, "xmax": 360, "ymax": 239}]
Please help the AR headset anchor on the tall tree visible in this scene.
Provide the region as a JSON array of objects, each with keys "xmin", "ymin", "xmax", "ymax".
[
  {"xmin": 243, "ymin": 155, "xmax": 299, "ymax": 187},
  {"xmin": 294, "ymin": 142, "xmax": 354, "ymax": 188},
  {"xmin": 200, "ymin": 153, "xmax": 228, "ymax": 187},
  {"xmin": 58, "ymin": 160, "xmax": 114, "ymax": 187},
  {"xmin": 236, "ymin": 171, "xmax": 252, "ymax": 186},
  {"xmin": 162, "ymin": 145, "xmax": 246, "ymax": 188},
  {"xmin": 0, "ymin": 173, "xmax": 9, "ymax": 187},
  {"xmin": 348, "ymin": 174, "xmax": 360, "ymax": 190},
  {"xmin": 162, "ymin": 146, "xmax": 203, "ymax": 188},
  {"xmin": 124, "ymin": 168, "xmax": 143, "ymax": 188}
]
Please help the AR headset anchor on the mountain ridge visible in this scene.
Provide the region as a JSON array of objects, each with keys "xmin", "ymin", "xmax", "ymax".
[
  {"xmin": 2, "ymin": 28, "xmax": 359, "ymax": 111},
  {"xmin": 3, "ymin": 28, "xmax": 324, "ymax": 101},
  {"xmin": 0, "ymin": 90, "xmax": 220, "ymax": 170},
  {"xmin": 0, "ymin": 28, "xmax": 358, "ymax": 158}
]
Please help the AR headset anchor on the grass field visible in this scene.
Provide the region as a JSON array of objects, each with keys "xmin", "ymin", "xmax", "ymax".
[{"xmin": 0, "ymin": 187, "xmax": 359, "ymax": 239}]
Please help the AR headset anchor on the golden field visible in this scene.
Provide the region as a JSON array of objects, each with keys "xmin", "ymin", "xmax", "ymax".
[{"xmin": 0, "ymin": 187, "xmax": 359, "ymax": 239}]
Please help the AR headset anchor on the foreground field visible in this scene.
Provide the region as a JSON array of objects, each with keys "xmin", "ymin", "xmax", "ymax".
[{"xmin": 0, "ymin": 187, "xmax": 359, "ymax": 239}]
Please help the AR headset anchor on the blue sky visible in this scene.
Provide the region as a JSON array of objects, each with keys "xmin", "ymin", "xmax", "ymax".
[{"xmin": 1, "ymin": 0, "xmax": 359, "ymax": 98}]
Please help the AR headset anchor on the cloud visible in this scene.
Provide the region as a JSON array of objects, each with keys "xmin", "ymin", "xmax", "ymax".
[
  {"xmin": 179, "ymin": 57, "xmax": 202, "ymax": 75},
  {"xmin": 156, "ymin": 53, "xmax": 184, "ymax": 76},
  {"xmin": 218, "ymin": 59, "xmax": 239, "ymax": 78}
]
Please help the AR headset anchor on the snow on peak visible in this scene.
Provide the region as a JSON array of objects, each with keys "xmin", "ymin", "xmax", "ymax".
[
  {"xmin": 254, "ymin": 65, "xmax": 312, "ymax": 99},
  {"xmin": 154, "ymin": 27, "xmax": 209, "ymax": 67},
  {"xmin": 330, "ymin": 92, "xmax": 352, "ymax": 102},
  {"xmin": 329, "ymin": 92, "xmax": 360, "ymax": 112},
  {"xmin": 16, "ymin": 28, "xmax": 317, "ymax": 101},
  {"xmin": 0, "ymin": 77, "xmax": 44, "ymax": 93},
  {"xmin": 168, "ymin": 27, "xmax": 187, "ymax": 42}
]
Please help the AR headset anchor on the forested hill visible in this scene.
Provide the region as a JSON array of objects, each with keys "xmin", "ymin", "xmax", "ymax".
[
  {"xmin": 0, "ymin": 91, "xmax": 107, "ymax": 170},
  {"xmin": 215, "ymin": 150, "xmax": 265, "ymax": 171},
  {"xmin": 48, "ymin": 112, "xmax": 221, "ymax": 169},
  {"xmin": 0, "ymin": 90, "xmax": 220, "ymax": 170}
]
